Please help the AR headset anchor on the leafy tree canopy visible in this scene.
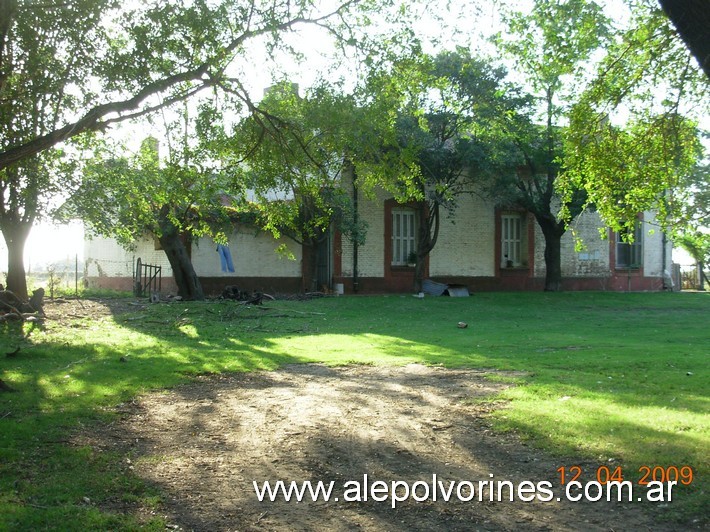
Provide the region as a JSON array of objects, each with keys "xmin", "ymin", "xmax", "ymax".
[
  {"xmin": 0, "ymin": 0, "xmax": 411, "ymax": 298},
  {"xmin": 225, "ymin": 81, "xmax": 373, "ymax": 248},
  {"xmin": 559, "ymin": 0, "xmax": 708, "ymax": 235},
  {"xmin": 70, "ymin": 100, "xmax": 241, "ymax": 300}
]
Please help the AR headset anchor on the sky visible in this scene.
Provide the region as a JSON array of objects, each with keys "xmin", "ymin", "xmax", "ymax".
[{"xmin": 0, "ymin": 222, "xmax": 84, "ymax": 272}]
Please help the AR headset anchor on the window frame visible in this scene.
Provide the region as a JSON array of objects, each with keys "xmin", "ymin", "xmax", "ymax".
[
  {"xmin": 391, "ymin": 208, "xmax": 417, "ymax": 267},
  {"xmin": 501, "ymin": 213, "xmax": 525, "ymax": 268},
  {"xmin": 615, "ymin": 222, "xmax": 643, "ymax": 269}
]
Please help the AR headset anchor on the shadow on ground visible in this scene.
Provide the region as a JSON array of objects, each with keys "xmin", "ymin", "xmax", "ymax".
[{"xmin": 78, "ymin": 363, "xmax": 688, "ymax": 531}]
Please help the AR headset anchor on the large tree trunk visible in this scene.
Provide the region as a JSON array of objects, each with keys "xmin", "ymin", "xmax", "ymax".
[
  {"xmin": 413, "ymin": 202, "xmax": 439, "ymax": 293},
  {"xmin": 536, "ymin": 215, "xmax": 565, "ymax": 292},
  {"xmin": 159, "ymin": 231, "xmax": 204, "ymax": 300},
  {"xmin": 302, "ymin": 241, "xmax": 318, "ymax": 293},
  {"xmin": 1, "ymin": 221, "xmax": 31, "ymax": 301},
  {"xmin": 697, "ymin": 261, "xmax": 706, "ymax": 291},
  {"xmin": 157, "ymin": 212, "xmax": 203, "ymax": 300},
  {"xmin": 413, "ymin": 256, "xmax": 426, "ymax": 293},
  {"xmin": 659, "ymin": 0, "xmax": 710, "ymax": 80}
]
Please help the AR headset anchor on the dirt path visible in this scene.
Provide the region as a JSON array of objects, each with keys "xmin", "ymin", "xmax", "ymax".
[{"xmin": 77, "ymin": 363, "xmax": 686, "ymax": 531}]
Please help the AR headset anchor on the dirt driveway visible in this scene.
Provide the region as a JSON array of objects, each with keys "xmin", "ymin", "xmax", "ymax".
[{"xmin": 76, "ymin": 362, "xmax": 691, "ymax": 531}]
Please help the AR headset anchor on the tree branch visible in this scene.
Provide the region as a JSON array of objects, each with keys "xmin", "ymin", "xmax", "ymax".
[
  {"xmin": 0, "ymin": 0, "xmax": 363, "ymax": 171},
  {"xmin": 0, "ymin": 65, "xmax": 211, "ymax": 170}
]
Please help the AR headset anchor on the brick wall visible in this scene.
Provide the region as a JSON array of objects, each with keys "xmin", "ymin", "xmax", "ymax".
[
  {"xmin": 429, "ymin": 194, "xmax": 496, "ymax": 277},
  {"xmin": 532, "ymin": 209, "xmax": 671, "ymax": 283},
  {"xmin": 340, "ymin": 188, "xmax": 388, "ymax": 278},
  {"xmin": 559, "ymin": 210, "xmax": 611, "ymax": 278}
]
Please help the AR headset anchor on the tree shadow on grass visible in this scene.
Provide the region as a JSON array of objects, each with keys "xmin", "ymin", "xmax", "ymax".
[{"xmin": 2, "ymin": 294, "xmax": 707, "ymax": 529}]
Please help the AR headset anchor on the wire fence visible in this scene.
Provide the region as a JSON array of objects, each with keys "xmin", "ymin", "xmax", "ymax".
[{"xmin": 2, "ymin": 256, "xmax": 140, "ymax": 298}]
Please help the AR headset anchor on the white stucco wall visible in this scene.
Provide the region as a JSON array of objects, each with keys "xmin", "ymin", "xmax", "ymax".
[
  {"xmin": 191, "ymin": 229, "xmax": 301, "ymax": 277},
  {"xmin": 84, "ymin": 235, "xmax": 168, "ymax": 278},
  {"xmin": 85, "ymin": 229, "xmax": 302, "ymax": 279}
]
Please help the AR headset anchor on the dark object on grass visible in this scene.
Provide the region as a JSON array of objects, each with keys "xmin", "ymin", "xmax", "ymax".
[
  {"xmin": 221, "ymin": 285, "xmax": 248, "ymax": 300},
  {"xmin": 6, "ymin": 347, "xmax": 20, "ymax": 358},
  {"xmin": 221, "ymin": 286, "xmax": 263, "ymax": 305},
  {"xmin": 0, "ymin": 378, "xmax": 15, "ymax": 393},
  {"xmin": 422, "ymin": 279, "xmax": 471, "ymax": 297},
  {"xmin": 0, "ymin": 287, "xmax": 44, "ymax": 315},
  {"xmin": 29, "ymin": 288, "xmax": 45, "ymax": 314}
]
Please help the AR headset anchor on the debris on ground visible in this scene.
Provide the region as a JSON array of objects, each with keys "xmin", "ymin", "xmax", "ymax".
[
  {"xmin": 422, "ymin": 279, "xmax": 470, "ymax": 297},
  {"xmin": 0, "ymin": 288, "xmax": 45, "ymax": 322}
]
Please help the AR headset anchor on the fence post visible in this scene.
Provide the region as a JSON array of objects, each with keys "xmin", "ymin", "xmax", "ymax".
[{"xmin": 134, "ymin": 258, "xmax": 142, "ymax": 297}]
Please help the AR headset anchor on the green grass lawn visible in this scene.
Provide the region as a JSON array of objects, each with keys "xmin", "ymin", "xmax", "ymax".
[{"xmin": 0, "ymin": 291, "xmax": 708, "ymax": 529}]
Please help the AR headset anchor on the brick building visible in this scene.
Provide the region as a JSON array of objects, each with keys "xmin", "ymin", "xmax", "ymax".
[{"xmin": 85, "ymin": 184, "xmax": 674, "ymax": 294}]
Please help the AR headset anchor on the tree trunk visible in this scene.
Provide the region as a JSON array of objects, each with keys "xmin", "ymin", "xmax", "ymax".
[
  {"xmin": 536, "ymin": 216, "xmax": 564, "ymax": 292},
  {"xmin": 157, "ymin": 213, "xmax": 203, "ymax": 300},
  {"xmin": 413, "ymin": 258, "xmax": 425, "ymax": 293},
  {"xmin": 302, "ymin": 241, "xmax": 318, "ymax": 293},
  {"xmin": 1, "ymin": 221, "xmax": 31, "ymax": 301},
  {"xmin": 413, "ymin": 202, "xmax": 439, "ymax": 293},
  {"xmin": 697, "ymin": 261, "xmax": 706, "ymax": 291}
]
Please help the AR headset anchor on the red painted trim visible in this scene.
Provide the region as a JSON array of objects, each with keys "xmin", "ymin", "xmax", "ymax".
[
  {"xmin": 95, "ymin": 272, "xmax": 667, "ymax": 296},
  {"xmin": 332, "ymin": 274, "xmax": 666, "ymax": 294},
  {"xmin": 495, "ymin": 207, "xmax": 533, "ymax": 277},
  {"xmin": 383, "ymin": 198, "xmax": 429, "ymax": 291},
  {"xmin": 86, "ymin": 276, "xmax": 303, "ymax": 296}
]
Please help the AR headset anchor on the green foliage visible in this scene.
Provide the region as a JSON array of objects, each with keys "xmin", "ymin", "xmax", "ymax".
[
  {"xmin": 362, "ymin": 48, "xmax": 525, "ymax": 224},
  {"xmin": 69, "ymin": 101, "xmax": 244, "ymax": 299},
  {"xmin": 0, "ymin": 0, "xmax": 402, "ymax": 296},
  {"xmin": 558, "ymin": 0, "xmax": 709, "ymax": 234},
  {"xmin": 562, "ymin": 111, "xmax": 703, "ymax": 235},
  {"xmin": 680, "ymin": 162, "xmax": 710, "ymax": 228},
  {"xmin": 1, "ymin": 0, "xmax": 389, "ymax": 170},
  {"xmin": 353, "ymin": 48, "xmax": 528, "ymax": 291},
  {"xmin": 492, "ymin": 0, "xmax": 612, "ymax": 183},
  {"xmin": 0, "ymin": 1, "xmax": 115, "ymax": 148},
  {"xmin": 675, "ymin": 231, "xmax": 710, "ymax": 266},
  {"xmin": 490, "ymin": 0, "xmax": 612, "ymax": 290},
  {"xmin": 0, "ymin": 293, "xmax": 708, "ymax": 527},
  {"xmin": 495, "ymin": 0, "xmax": 611, "ymax": 106},
  {"xmin": 227, "ymin": 81, "xmax": 370, "ymax": 247},
  {"xmin": 75, "ymin": 126, "xmax": 233, "ymax": 248}
]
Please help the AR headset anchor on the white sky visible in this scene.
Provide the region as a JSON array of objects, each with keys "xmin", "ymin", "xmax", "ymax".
[{"xmin": 0, "ymin": 222, "xmax": 84, "ymax": 272}]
